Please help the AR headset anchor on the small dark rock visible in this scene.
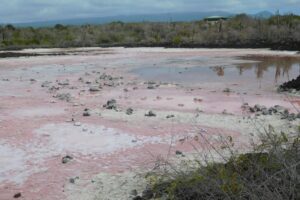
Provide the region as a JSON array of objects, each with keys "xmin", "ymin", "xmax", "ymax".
[
  {"xmin": 147, "ymin": 85, "xmax": 155, "ymax": 90},
  {"xmin": 175, "ymin": 150, "xmax": 183, "ymax": 155},
  {"xmin": 145, "ymin": 111, "xmax": 156, "ymax": 117},
  {"xmin": 69, "ymin": 178, "xmax": 76, "ymax": 184},
  {"xmin": 41, "ymin": 81, "xmax": 52, "ymax": 88},
  {"xmin": 14, "ymin": 193, "xmax": 21, "ymax": 198},
  {"xmin": 126, "ymin": 108, "xmax": 134, "ymax": 115},
  {"xmin": 83, "ymin": 108, "xmax": 91, "ymax": 116},
  {"xmin": 279, "ymin": 75, "xmax": 300, "ymax": 91},
  {"xmin": 166, "ymin": 114, "xmax": 175, "ymax": 119},
  {"xmin": 223, "ymin": 88, "xmax": 231, "ymax": 93},
  {"xmin": 55, "ymin": 93, "xmax": 72, "ymax": 102},
  {"xmin": 58, "ymin": 80, "xmax": 70, "ymax": 86},
  {"xmin": 62, "ymin": 155, "xmax": 73, "ymax": 164},
  {"xmin": 104, "ymin": 99, "xmax": 117, "ymax": 110},
  {"xmin": 89, "ymin": 86, "xmax": 101, "ymax": 92}
]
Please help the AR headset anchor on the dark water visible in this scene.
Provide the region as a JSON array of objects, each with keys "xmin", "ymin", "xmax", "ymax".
[{"xmin": 132, "ymin": 56, "xmax": 300, "ymax": 89}]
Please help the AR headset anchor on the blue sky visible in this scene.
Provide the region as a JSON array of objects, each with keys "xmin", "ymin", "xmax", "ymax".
[{"xmin": 2, "ymin": 0, "xmax": 300, "ymax": 23}]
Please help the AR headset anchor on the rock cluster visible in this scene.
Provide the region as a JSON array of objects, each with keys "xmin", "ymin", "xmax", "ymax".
[
  {"xmin": 242, "ymin": 103, "xmax": 300, "ymax": 121},
  {"xmin": 278, "ymin": 75, "xmax": 300, "ymax": 92},
  {"xmin": 104, "ymin": 99, "xmax": 117, "ymax": 110},
  {"xmin": 54, "ymin": 93, "xmax": 72, "ymax": 102}
]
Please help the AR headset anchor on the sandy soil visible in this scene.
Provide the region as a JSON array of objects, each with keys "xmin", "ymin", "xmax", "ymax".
[{"xmin": 0, "ymin": 47, "xmax": 299, "ymax": 200}]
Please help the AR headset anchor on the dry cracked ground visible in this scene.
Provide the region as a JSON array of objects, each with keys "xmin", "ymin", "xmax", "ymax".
[{"xmin": 0, "ymin": 47, "xmax": 300, "ymax": 200}]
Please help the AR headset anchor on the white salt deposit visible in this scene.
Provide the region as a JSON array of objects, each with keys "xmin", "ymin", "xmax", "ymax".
[
  {"xmin": 12, "ymin": 107, "xmax": 65, "ymax": 118},
  {"xmin": 34, "ymin": 123, "xmax": 161, "ymax": 155}
]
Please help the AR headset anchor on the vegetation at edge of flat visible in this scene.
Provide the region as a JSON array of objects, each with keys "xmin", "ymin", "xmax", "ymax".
[
  {"xmin": 136, "ymin": 127, "xmax": 300, "ymax": 200},
  {"xmin": 1, "ymin": 14, "xmax": 300, "ymax": 50}
]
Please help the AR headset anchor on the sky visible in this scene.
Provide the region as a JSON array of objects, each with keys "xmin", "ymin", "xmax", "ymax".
[{"xmin": 2, "ymin": 0, "xmax": 300, "ymax": 23}]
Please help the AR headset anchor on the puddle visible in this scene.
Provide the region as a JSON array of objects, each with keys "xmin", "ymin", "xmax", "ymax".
[{"xmin": 132, "ymin": 56, "xmax": 300, "ymax": 91}]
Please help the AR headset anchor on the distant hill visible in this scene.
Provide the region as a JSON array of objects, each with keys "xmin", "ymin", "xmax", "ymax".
[
  {"xmin": 7, "ymin": 11, "xmax": 274, "ymax": 28},
  {"xmin": 251, "ymin": 11, "xmax": 274, "ymax": 19},
  {"xmin": 11, "ymin": 11, "xmax": 233, "ymax": 27}
]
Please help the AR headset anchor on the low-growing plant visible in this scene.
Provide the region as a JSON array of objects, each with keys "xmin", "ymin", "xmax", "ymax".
[{"xmin": 141, "ymin": 127, "xmax": 300, "ymax": 200}]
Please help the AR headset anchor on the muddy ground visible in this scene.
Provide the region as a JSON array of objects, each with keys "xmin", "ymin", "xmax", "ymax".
[{"xmin": 0, "ymin": 48, "xmax": 299, "ymax": 200}]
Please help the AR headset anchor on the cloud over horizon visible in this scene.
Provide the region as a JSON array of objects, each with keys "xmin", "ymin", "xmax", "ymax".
[{"xmin": 1, "ymin": 0, "xmax": 300, "ymax": 23}]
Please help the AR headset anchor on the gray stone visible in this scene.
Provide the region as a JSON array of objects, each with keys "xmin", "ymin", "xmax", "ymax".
[
  {"xmin": 83, "ymin": 108, "xmax": 91, "ymax": 116},
  {"xmin": 62, "ymin": 155, "xmax": 73, "ymax": 164},
  {"xmin": 13, "ymin": 193, "xmax": 21, "ymax": 198},
  {"xmin": 175, "ymin": 150, "xmax": 183, "ymax": 155},
  {"xmin": 145, "ymin": 111, "xmax": 156, "ymax": 117},
  {"xmin": 41, "ymin": 81, "xmax": 52, "ymax": 88},
  {"xmin": 126, "ymin": 108, "xmax": 134, "ymax": 115},
  {"xmin": 223, "ymin": 88, "xmax": 231, "ymax": 93},
  {"xmin": 89, "ymin": 86, "xmax": 101, "ymax": 92},
  {"xmin": 104, "ymin": 99, "xmax": 117, "ymax": 110},
  {"xmin": 166, "ymin": 114, "xmax": 175, "ymax": 119},
  {"xmin": 58, "ymin": 80, "xmax": 70, "ymax": 86},
  {"xmin": 147, "ymin": 85, "xmax": 155, "ymax": 89},
  {"xmin": 54, "ymin": 93, "xmax": 72, "ymax": 102}
]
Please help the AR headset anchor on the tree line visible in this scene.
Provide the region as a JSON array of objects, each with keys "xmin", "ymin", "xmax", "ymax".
[{"xmin": 0, "ymin": 14, "xmax": 300, "ymax": 50}]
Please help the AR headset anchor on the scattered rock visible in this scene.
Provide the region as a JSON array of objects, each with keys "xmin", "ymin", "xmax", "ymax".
[
  {"xmin": 69, "ymin": 176, "xmax": 79, "ymax": 184},
  {"xmin": 146, "ymin": 81, "xmax": 157, "ymax": 89},
  {"xmin": 145, "ymin": 111, "xmax": 156, "ymax": 117},
  {"xmin": 99, "ymin": 74, "xmax": 113, "ymax": 81},
  {"xmin": 147, "ymin": 85, "xmax": 155, "ymax": 89},
  {"xmin": 62, "ymin": 155, "xmax": 73, "ymax": 164},
  {"xmin": 175, "ymin": 150, "xmax": 183, "ymax": 155},
  {"xmin": 13, "ymin": 193, "xmax": 21, "ymax": 198},
  {"xmin": 89, "ymin": 86, "xmax": 101, "ymax": 92},
  {"xmin": 69, "ymin": 178, "xmax": 75, "ymax": 184},
  {"xmin": 83, "ymin": 108, "xmax": 91, "ymax": 116},
  {"xmin": 126, "ymin": 108, "xmax": 134, "ymax": 115},
  {"xmin": 41, "ymin": 81, "xmax": 52, "ymax": 88},
  {"xmin": 278, "ymin": 75, "xmax": 300, "ymax": 92},
  {"xmin": 166, "ymin": 114, "xmax": 175, "ymax": 119},
  {"xmin": 54, "ymin": 93, "xmax": 72, "ymax": 102},
  {"xmin": 242, "ymin": 103, "xmax": 299, "ymax": 121},
  {"xmin": 49, "ymin": 86, "xmax": 60, "ymax": 92},
  {"xmin": 223, "ymin": 88, "xmax": 232, "ymax": 93},
  {"xmin": 193, "ymin": 98, "xmax": 203, "ymax": 103},
  {"xmin": 104, "ymin": 99, "xmax": 117, "ymax": 110},
  {"xmin": 58, "ymin": 80, "xmax": 69, "ymax": 86}
]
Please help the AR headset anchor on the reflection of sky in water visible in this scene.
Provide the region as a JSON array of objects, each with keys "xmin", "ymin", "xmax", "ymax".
[{"xmin": 132, "ymin": 57, "xmax": 300, "ymax": 90}]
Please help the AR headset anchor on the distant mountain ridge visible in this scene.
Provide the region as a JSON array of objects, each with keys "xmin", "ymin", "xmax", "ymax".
[{"xmin": 9, "ymin": 11, "xmax": 273, "ymax": 28}]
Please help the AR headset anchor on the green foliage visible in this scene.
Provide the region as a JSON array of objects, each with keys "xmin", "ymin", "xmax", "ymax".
[
  {"xmin": 0, "ymin": 14, "xmax": 300, "ymax": 50},
  {"xmin": 144, "ymin": 131, "xmax": 300, "ymax": 200}
]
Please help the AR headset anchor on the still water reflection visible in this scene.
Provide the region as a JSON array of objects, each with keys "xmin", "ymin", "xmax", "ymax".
[{"xmin": 133, "ymin": 56, "xmax": 300, "ymax": 88}]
